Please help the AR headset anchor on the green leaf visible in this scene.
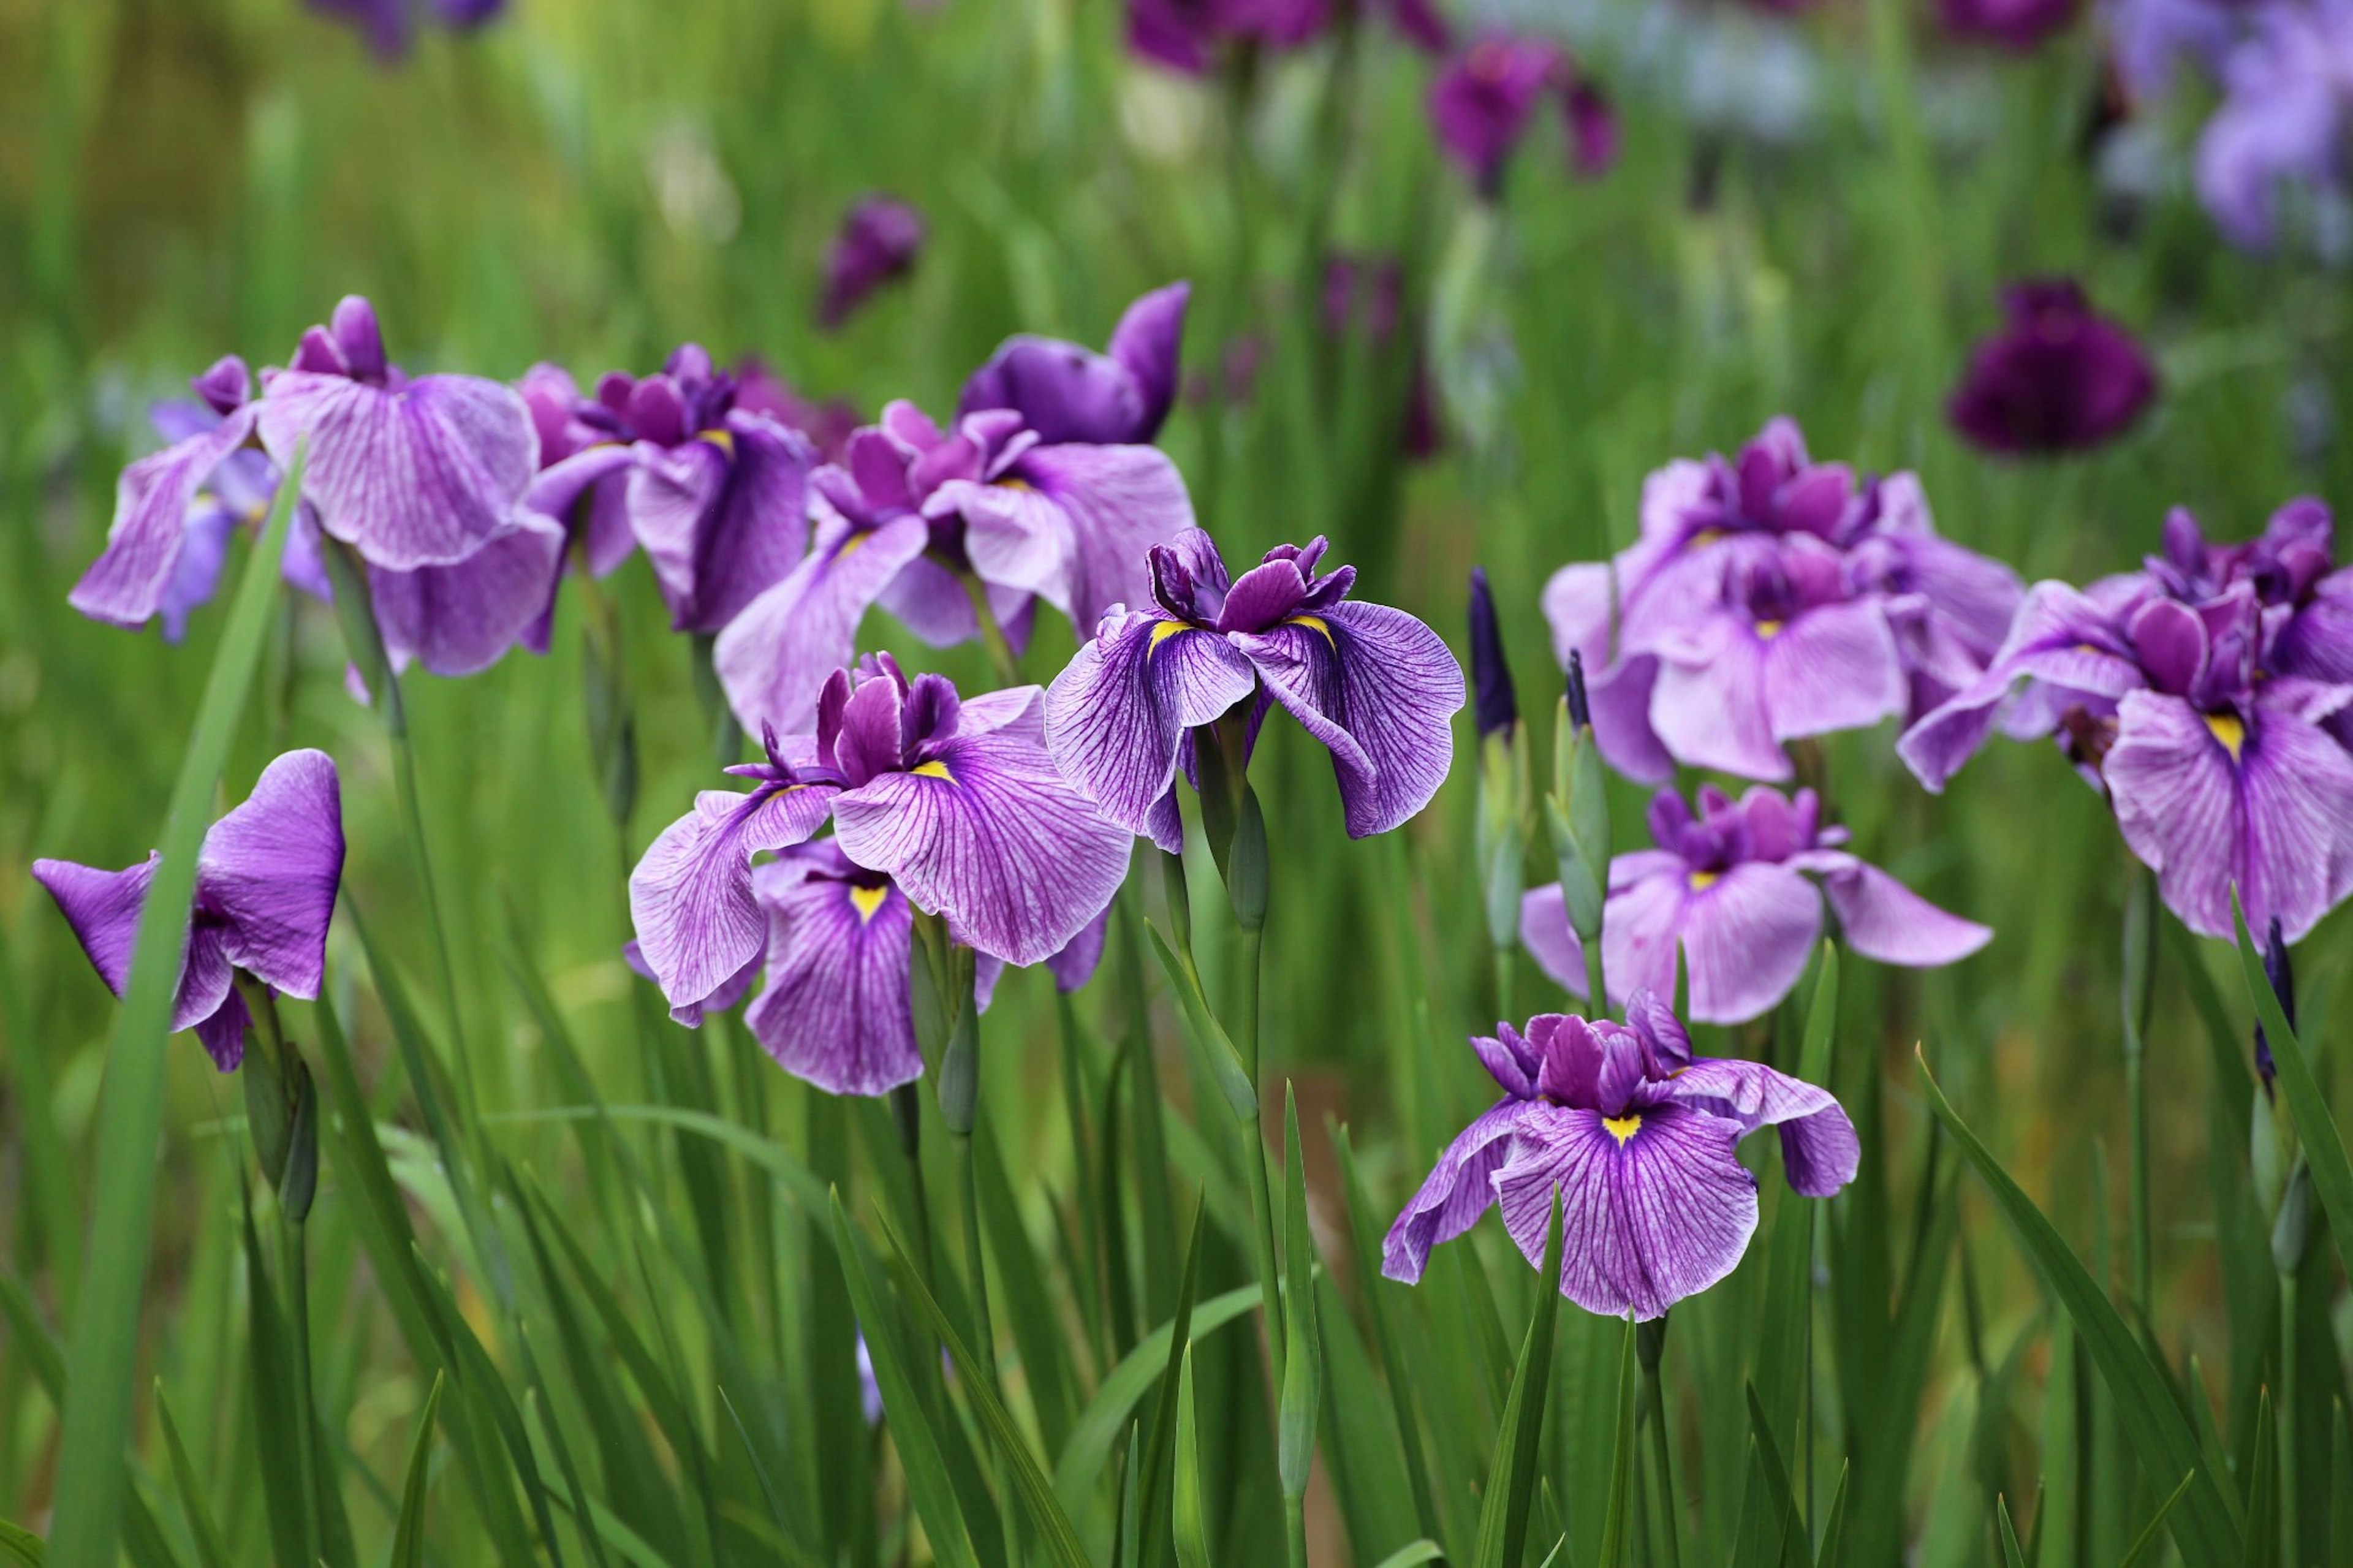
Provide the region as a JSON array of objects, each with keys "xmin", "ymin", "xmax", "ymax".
[
  {"xmin": 1597, "ymin": 1316, "xmax": 1639, "ymax": 1568},
  {"xmin": 1332, "ymin": 1126, "xmax": 1445, "ymax": 1550},
  {"xmin": 1135, "ymin": 1201, "xmax": 1208, "ymax": 1567},
  {"xmin": 974, "ymin": 1113, "xmax": 1077, "ymax": 1453},
  {"xmin": 0, "ymin": 1520, "xmax": 45, "ymax": 1567},
  {"xmin": 1278, "ymin": 1085, "xmax": 1322, "ymax": 1502},
  {"xmin": 1370, "ymin": 1545, "xmax": 1445, "ymax": 1568},
  {"xmin": 1814, "ymin": 1462, "xmax": 1850, "ymax": 1568},
  {"xmin": 152, "ymin": 1388, "xmax": 229, "ymax": 1568},
  {"xmin": 2118, "ymin": 1472, "xmax": 2197, "ymax": 1568},
  {"xmin": 829, "ymin": 1193, "xmax": 980, "ymax": 1568},
  {"xmin": 46, "ymin": 446, "xmax": 298, "ymax": 1568},
  {"xmin": 2230, "ymin": 893, "xmax": 2353, "ymax": 1289},
  {"xmin": 1757, "ymin": 942, "xmax": 1836, "ymax": 1451},
  {"xmin": 1172, "ymin": 1347, "xmax": 1211, "ymax": 1568},
  {"xmin": 390, "ymin": 1371, "xmax": 447, "ymax": 1568},
  {"xmin": 2331, "ymin": 1401, "xmax": 2353, "ymax": 1568},
  {"xmin": 1915, "ymin": 1050, "xmax": 2242, "ymax": 1567},
  {"xmin": 241, "ymin": 1184, "xmax": 318, "ymax": 1568},
  {"xmin": 1053, "ymin": 1286, "xmax": 1262, "ymax": 1515},
  {"xmin": 1742, "ymin": 1382, "xmax": 1805, "ymax": 1568},
  {"xmin": 1472, "ymin": 1188, "xmax": 1564, "ymax": 1568},
  {"xmin": 2237, "ymin": 1388, "xmax": 2275, "ymax": 1568},
  {"xmin": 1142, "ymin": 922, "xmax": 1256, "ymax": 1121},
  {"xmin": 1995, "ymin": 1496, "xmax": 2026, "ymax": 1568}
]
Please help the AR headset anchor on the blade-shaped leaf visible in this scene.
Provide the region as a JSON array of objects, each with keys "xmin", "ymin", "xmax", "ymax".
[
  {"xmin": 1473, "ymin": 1188, "xmax": 1564, "ymax": 1568},
  {"xmin": 390, "ymin": 1372, "xmax": 447, "ymax": 1568},
  {"xmin": 1173, "ymin": 1347, "xmax": 1211, "ymax": 1568},
  {"xmin": 2230, "ymin": 893, "xmax": 2353, "ymax": 1290},
  {"xmin": 153, "ymin": 1386, "xmax": 230, "ymax": 1568},
  {"xmin": 1278, "ymin": 1085, "xmax": 1322, "ymax": 1503},
  {"xmin": 1597, "ymin": 1316, "xmax": 1639, "ymax": 1568}
]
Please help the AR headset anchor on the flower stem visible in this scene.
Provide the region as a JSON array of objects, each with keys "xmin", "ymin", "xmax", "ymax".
[
  {"xmin": 2120, "ymin": 864, "xmax": 2156, "ymax": 1312},
  {"xmin": 1233, "ymin": 920, "xmax": 1289, "ymax": 1401},
  {"xmin": 1584, "ymin": 940, "xmax": 1609, "ymax": 1025},
  {"xmin": 1284, "ymin": 1493, "xmax": 1309, "ymax": 1568},
  {"xmin": 958, "ymin": 570, "xmax": 1021, "ymax": 687},
  {"xmin": 2281, "ymin": 1261, "xmax": 2300, "ymax": 1567},
  {"xmin": 1639, "ymin": 1328, "xmax": 1682, "ymax": 1568},
  {"xmin": 280, "ymin": 1205, "xmax": 323, "ymax": 1568},
  {"xmin": 938, "ymin": 956, "xmax": 1019, "ymax": 1567}
]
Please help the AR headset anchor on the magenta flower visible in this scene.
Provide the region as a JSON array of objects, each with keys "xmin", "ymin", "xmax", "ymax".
[
  {"xmin": 1949, "ymin": 281, "xmax": 2156, "ymax": 456},
  {"xmin": 1543, "ymin": 417, "xmax": 2022, "ymax": 782},
  {"xmin": 1126, "ymin": 0, "xmax": 1331, "ymax": 74},
  {"xmin": 718, "ymin": 286, "xmax": 1195, "ymax": 735},
  {"xmin": 1900, "ymin": 499, "xmax": 2353, "ymax": 942},
  {"xmin": 32, "ymin": 751, "xmax": 344, "ymax": 1072},
  {"xmin": 308, "ymin": 0, "xmax": 507, "ymax": 58},
  {"xmin": 819, "ymin": 197, "xmax": 925, "ymax": 331},
  {"xmin": 1521, "ymin": 784, "xmax": 1990, "ymax": 1023},
  {"xmin": 1045, "ymin": 529, "xmax": 1464, "ymax": 850},
  {"xmin": 1428, "ymin": 36, "xmax": 1616, "ymax": 196},
  {"xmin": 1383, "ymin": 993, "xmax": 1858, "ymax": 1320},
  {"xmin": 1938, "ymin": 0, "xmax": 2079, "ymax": 50}
]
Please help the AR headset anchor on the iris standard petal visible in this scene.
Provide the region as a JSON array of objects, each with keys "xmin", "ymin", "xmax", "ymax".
[
  {"xmin": 1044, "ymin": 611, "xmax": 1256, "ymax": 848},
  {"xmin": 72, "ymin": 404, "xmax": 261, "ymax": 631},
  {"xmin": 1759, "ymin": 599, "xmax": 1908, "ymax": 740},
  {"xmin": 628, "ymin": 784, "xmax": 841, "ymax": 1020},
  {"xmin": 1659, "ymin": 1057, "xmax": 1861, "ymax": 1197},
  {"xmin": 832, "ymin": 691, "xmax": 1134, "ymax": 966},
  {"xmin": 627, "ymin": 414, "xmax": 815, "ymax": 634},
  {"xmin": 716, "ymin": 513, "xmax": 931, "ymax": 735},
  {"xmin": 196, "ymin": 749, "xmax": 344, "ymax": 1001},
  {"xmin": 746, "ymin": 857, "xmax": 923, "ymax": 1097},
  {"xmin": 31, "ymin": 853, "xmax": 160, "ymax": 999},
  {"xmin": 1105, "ymin": 281, "xmax": 1191, "ymax": 443},
  {"xmin": 1792, "ymin": 851, "xmax": 1993, "ymax": 968},
  {"xmin": 258, "ymin": 371, "xmax": 537, "ymax": 570},
  {"xmin": 1495, "ymin": 1102, "xmax": 1759, "ymax": 1321},
  {"xmin": 369, "ymin": 510, "xmax": 567, "ymax": 676},
  {"xmin": 977, "ymin": 443, "xmax": 1194, "ymax": 628},
  {"xmin": 1648, "ymin": 622, "xmax": 1793, "ymax": 782},
  {"xmin": 525, "ymin": 444, "xmax": 639, "ymax": 575},
  {"xmin": 1379, "ymin": 1099, "xmax": 1533, "ymax": 1285}
]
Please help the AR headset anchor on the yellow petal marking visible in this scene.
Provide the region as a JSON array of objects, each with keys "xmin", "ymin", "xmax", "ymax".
[
  {"xmin": 912, "ymin": 760, "xmax": 955, "ymax": 781},
  {"xmin": 1754, "ymin": 619, "xmax": 1784, "ymax": 640},
  {"xmin": 996, "ymin": 476, "xmax": 1034, "ymax": 491},
  {"xmin": 1148, "ymin": 621, "xmax": 1192, "ymax": 660},
  {"xmin": 1603, "ymin": 1113, "xmax": 1642, "ymax": 1146},
  {"xmin": 1289, "ymin": 614, "xmax": 1336, "ymax": 650},
  {"xmin": 699, "ymin": 427, "xmax": 735, "ymax": 457},
  {"xmin": 2205, "ymin": 712, "xmax": 2246, "ymax": 762},
  {"xmin": 838, "ymin": 531, "xmax": 868, "ymax": 561},
  {"xmin": 1688, "ymin": 870, "xmax": 1719, "ymax": 891},
  {"xmin": 849, "ymin": 885, "xmax": 889, "ymax": 923}
]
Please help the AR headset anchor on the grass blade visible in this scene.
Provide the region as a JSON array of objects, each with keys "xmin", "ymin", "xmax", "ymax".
[
  {"xmin": 1814, "ymin": 1462, "xmax": 1849, "ymax": 1568},
  {"xmin": 0, "ymin": 1520, "xmax": 45, "ymax": 1567},
  {"xmin": 1053, "ymin": 1285, "xmax": 1261, "ymax": 1514},
  {"xmin": 1597, "ymin": 1316, "xmax": 1639, "ymax": 1568},
  {"xmin": 1172, "ymin": 1347, "xmax": 1211, "ymax": 1568},
  {"xmin": 1472, "ymin": 1187, "xmax": 1564, "ymax": 1568},
  {"xmin": 1278, "ymin": 1085, "xmax": 1322, "ymax": 1507},
  {"xmin": 1370, "ymin": 1546, "xmax": 1444, "ymax": 1568},
  {"xmin": 153, "ymin": 1386, "xmax": 229, "ymax": 1568},
  {"xmin": 2118, "ymin": 1472, "xmax": 2197, "ymax": 1568},
  {"xmin": 1136, "ymin": 1201, "xmax": 1209, "ymax": 1567},
  {"xmin": 390, "ymin": 1371, "xmax": 447, "ymax": 1568},
  {"xmin": 46, "ymin": 449, "xmax": 298, "ymax": 1568},
  {"xmin": 1995, "ymin": 1496, "xmax": 2026, "ymax": 1568}
]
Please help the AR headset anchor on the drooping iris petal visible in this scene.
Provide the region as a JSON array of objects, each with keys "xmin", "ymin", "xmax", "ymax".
[
  {"xmin": 197, "ymin": 749, "xmax": 345, "ymax": 1001},
  {"xmin": 1233, "ymin": 600, "xmax": 1464, "ymax": 839},
  {"xmin": 1493, "ymin": 1103, "xmax": 1759, "ymax": 1322},
  {"xmin": 831, "ymin": 692, "xmax": 1134, "ymax": 967},
  {"xmin": 525, "ymin": 444, "xmax": 640, "ymax": 577},
  {"xmin": 1659, "ymin": 1057, "xmax": 1863, "ymax": 1197},
  {"xmin": 627, "ymin": 415, "xmax": 814, "ymax": 634},
  {"xmin": 628, "ymin": 785, "xmax": 842, "ymax": 1022},
  {"xmin": 1046, "ymin": 903, "xmax": 1113, "ymax": 993},
  {"xmin": 1790, "ymin": 850, "xmax": 1993, "ymax": 968},
  {"xmin": 877, "ymin": 555, "xmax": 1037, "ymax": 651},
  {"xmin": 953, "ymin": 442, "xmax": 1194, "ymax": 627},
  {"xmin": 715, "ymin": 513, "xmax": 931, "ymax": 735},
  {"xmin": 1648, "ymin": 627, "xmax": 1790, "ymax": 782},
  {"xmin": 1044, "ymin": 611, "xmax": 1258, "ymax": 849},
  {"xmin": 2105, "ymin": 690, "xmax": 2353, "ymax": 942},
  {"xmin": 369, "ymin": 510, "xmax": 567, "ymax": 675},
  {"xmin": 71, "ymin": 405, "xmax": 261, "ymax": 630},
  {"xmin": 746, "ymin": 853, "xmax": 923, "ymax": 1097},
  {"xmin": 623, "ymin": 938, "xmax": 757, "ymax": 1028},
  {"xmin": 30, "ymin": 854, "xmax": 159, "ymax": 1001},
  {"xmin": 1637, "ymin": 862, "xmax": 1822, "ymax": 1025},
  {"xmin": 258, "ymin": 372, "xmax": 537, "ymax": 571},
  {"xmin": 1755, "ymin": 600, "xmax": 1908, "ymax": 741},
  {"xmin": 1379, "ymin": 1100, "xmax": 1534, "ymax": 1285},
  {"xmin": 957, "ymin": 281, "xmax": 1191, "ymax": 446},
  {"xmin": 157, "ymin": 504, "xmax": 242, "ymax": 644}
]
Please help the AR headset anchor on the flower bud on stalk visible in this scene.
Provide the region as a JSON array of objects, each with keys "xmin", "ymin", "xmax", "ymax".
[
  {"xmin": 1470, "ymin": 569, "xmax": 1530, "ymax": 957},
  {"xmin": 2251, "ymin": 915, "xmax": 2309, "ymax": 1265},
  {"xmin": 1546, "ymin": 650, "xmax": 1612, "ymax": 1009}
]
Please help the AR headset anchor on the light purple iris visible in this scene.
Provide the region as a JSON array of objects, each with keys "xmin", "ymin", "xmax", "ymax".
[
  {"xmin": 1044, "ymin": 529, "xmax": 1465, "ymax": 850},
  {"xmin": 1543, "ymin": 417, "xmax": 2023, "ymax": 783},
  {"xmin": 1900, "ymin": 499, "xmax": 2353, "ymax": 943},
  {"xmin": 32, "ymin": 750, "xmax": 343, "ymax": 1073},
  {"xmin": 1520, "ymin": 784, "xmax": 1990, "ymax": 1024},
  {"xmin": 1382, "ymin": 992, "xmax": 1859, "ymax": 1321},
  {"xmin": 631, "ymin": 655, "xmax": 1131, "ymax": 1055},
  {"xmin": 717, "ymin": 284, "xmax": 1195, "ymax": 735},
  {"xmin": 1427, "ymin": 36, "xmax": 1616, "ymax": 197},
  {"xmin": 2194, "ymin": 0, "xmax": 2353, "ymax": 252}
]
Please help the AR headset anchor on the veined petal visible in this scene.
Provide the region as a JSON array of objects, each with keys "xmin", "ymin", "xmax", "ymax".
[
  {"xmin": 991, "ymin": 443, "xmax": 1195, "ymax": 629},
  {"xmin": 1235, "ymin": 600, "xmax": 1464, "ymax": 839},
  {"xmin": 1587, "ymin": 654, "xmax": 1676, "ymax": 785},
  {"xmin": 32, "ymin": 854, "xmax": 160, "ymax": 999},
  {"xmin": 832, "ymin": 691, "xmax": 1134, "ymax": 966},
  {"xmin": 1794, "ymin": 852, "xmax": 1991, "ymax": 969},
  {"xmin": 746, "ymin": 854, "xmax": 923, "ymax": 1097},
  {"xmin": 258, "ymin": 372, "xmax": 536, "ymax": 570},
  {"xmin": 628, "ymin": 414, "xmax": 815, "ymax": 634},
  {"xmin": 1379, "ymin": 1099, "xmax": 1533, "ymax": 1285},
  {"xmin": 1760, "ymin": 599, "xmax": 1906, "ymax": 740},
  {"xmin": 1648, "ymin": 622, "xmax": 1792, "ymax": 781},
  {"xmin": 1673, "ymin": 862, "xmax": 1822, "ymax": 1025},
  {"xmin": 525, "ymin": 444, "xmax": 639, "ymax": 575},
  {"xmin": 197, "ymin": 749, "xmax": 344, "ymax": 1001},
  {"xmin": 1495, "ymin": 1102, "xmax": 1758, "ymax": 1321},
  {"xmin": 1659, "ymin": 1058, "xmax": 1860, "ymax": 1197},
  {"xmin": 1044, "ymin": 611, "xmax": 1255, "ymax": 846},
  {"xmin": 72, "ymin": 405, "xmax": 260, "ymax": 630},
  {"xmin": 370, "ymin": 510, "xmax": 567, "ymax": 678},
  {"xmin": 157, "ymin": 504, "xmax": 241, "ymax": 643},
  {"xmin": 627, "ymin": 784, "xmax": 841, "ymax": 1018},
  {"xmin": 1518, "ymin": 883, "xmax": 1591, "ymax": 1000},
  {"xmin": 875, "ymin": 555, "xmax": 1036, "ymax": 650},
  {"xmin": 1594, "ymin": 868, "xmax": 1685, "ymax": 1012},
  {"xmin": 716, "ymin": 513, "xmax": 930, "ymax": 735}
]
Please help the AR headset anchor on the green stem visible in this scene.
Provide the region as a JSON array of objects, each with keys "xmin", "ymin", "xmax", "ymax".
[
  {"xmin": 1492, "ymin": 945, "xmax": 1514, "ymax": 1029},
  {"xmin": 1583, "ymin": 936, "xmax": 1608, "ymax": 1024},
  {"xmin": 2281, "ymin": 1263, "xmax": 2300, "ymax": 1568},
  {"xmin": 2120, "ymin": 867, "xmax": 2156, "ymax": 1314},
  {"xmin": 281, "ymin": 1212, "xmax": 323, "ymax": 1568},
  {"xmin": 1284, "ymin": 1493, "xmax": 1309, "ymax": 1568},
  {"xmin": 943, "ymin": 985, "xmax": 1019, "ymax": 1568},
  {"xmin": 1642, "ymin": 1358, "xmax": 1682, "ymax": 1568},
  {"xmin": 1233, "ymin": 922, "xmax": 1287, "ymax": 1399},
  {"xmin": 958, "ymin": 570, "xmax": 1021, "ymax": 686}
]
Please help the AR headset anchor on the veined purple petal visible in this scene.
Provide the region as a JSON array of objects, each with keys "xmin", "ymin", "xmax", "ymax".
[
  {"xmin": 957, "ymin": 283, "xmax": 1191, "ymax": 446},
  {"xmin": 716, "ymin": 513, "xmax": 931, "ymax": 736},
  {"xmin": 197, "ymin": 749, "xmax": 344, "ymax": 1002},
  {"xmin": 1518, "ymin": 882, "xmax": 1591, "ymax": 999},
  {"xmin": 964, "ymin": 442, "xmax": 1193, "ymax": 628},
  {"xmin": 1233, "ymin": 600, "xmax": 1465, "ymax": 839},
  {"xmin": 1046, "ymin": 903, "xmax": 1113, "ymax": 992},
  {"xmin": 525, "ymin": 443, "xmax": 639, "ymax": 577},
  {"xmin": 627, "ymin": 413, "xmax": 815, "ymax": 634},
  {"xmin": 1648, "ymin": 622, "xmax": 1792, "ymax": 781},
  {"xmin": 1758, "ymin": 600, "xmax": 1908, "ymax": 740},
  {"xmin": 370, "ymin": 510, "xmax": 566, "ymax": 676},
  {"xmin": 1660, "ymin": 1058, "xmax": 1860, "ymax": 1197},
  {"xmin": 258, "ymin": 371, "xmax": 537, "ymax": 570},
  {"xmin": 1379, "ymin": 1099, "xmax": 1533, "ymax": 1284},
  {"xmin": 1791, "ymin": 850, "xmax": 1993, "ymax": 968},
  {"xmin": 1494, "ymin": 1102, "xmax": 1758, "ymax": 1321},
  {"xmin": 628, "ymin": 784, "xmax": 841, "ymax": 1021},
  {"xmin": 1600, "ymin": 861, "xmax": 1821, "ymax": 1025},
  {"xmin": 31, "ymin": 854, "xmax": 159, "ymax": 1001},
  {"xmin": 832, "ymin": 689, "xmax": 1134, "ymax": 966},
  {"xmin": 1044, "ymin": 610, "xmax": 1257, "ymax": 850},
  {"xmin": 746, "ymin": 852, "xmax": 923, "ymax": 1097},
  {"xmin": 72, "ymin": 405, "xmax": 260, "ymax": 630},
  {"xmin": 157, "ymin": 504, "xmax": 241, "ymax": 643},
  {"xmin": 624, "ymin": 937, "xmax": 757, "ymax": 1027},
  {"xmin": 877, "ymin": 555, "xmax": 1037, "ymax": 651}
]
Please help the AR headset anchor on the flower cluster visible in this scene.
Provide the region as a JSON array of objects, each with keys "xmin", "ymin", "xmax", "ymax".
[{"xmin": 1544, "ymin": 417, "xmax": 2023, "ymax": 783}]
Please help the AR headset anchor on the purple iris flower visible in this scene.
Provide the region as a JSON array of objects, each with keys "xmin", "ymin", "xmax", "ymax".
[
  {"xmin": 1938, "ymin": 0, "xmax": 2080, "ymax": 49},
  {"xmin": 32, "ymin": 751, "xmax": 343, "ymax": 1072},
  {"xmin": 733, "ymin": 358, "xmax": 863, "ymax": 464},
  {"xmin": 718, "ymin": 286, "xmax": 1195, "ymax": 735},
  {"xmin": 1385, "ymin": 0, "xmax": 1452, "ymax": 51},
  {"xmin": 1900, "ymin": 499, "xmax": 2353, "ymax": 942},
  {"xmin": 1543, "ymin": 418, "xmax": 2023, "ymax": 782},
  {"xmin": 2105, "ymin": 0, "xmax": 2241, "ymax": 102},
  {"xmin": 631, "ymin": 655, "xmax": 1132, "ymax": 1048},
  {"xmin": 1044, "ymin": 529, "xmax": 1465, "ymax": 850},
  {"xmin": 819, "ymin": 197, "xmax": 926, "ymax": 331},
  {"xmin": 1949, "ymin": 281, "xmax": 2156, "ymax": 456},
  {"xmin": 1428, "ymin": 37, "xmax": 1616, "ymax": 196},
  {"xmin": 1520, "ymin": 784, "xmax": 1990, "ymax": 1024},
  {"xmin": 308, "ymin": 0, "xmax": 506, "ymax": 58},
  {"xmin": 2194, "ymin": 0, "xmax": 2353, "ymax": 252},
  {"xmin": 1382, "ymin": 992, "xmax": 1859, "ymax": 1320},
  {"xmin": 1126, "ymin": 0, "xmax": 1332, "ymax": 74},
  {"xmin": 1324, "ymin": 256, "xmax": 1446, "ymax": 461}
]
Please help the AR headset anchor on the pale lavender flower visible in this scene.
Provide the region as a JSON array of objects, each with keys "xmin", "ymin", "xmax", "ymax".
[{"xmin": 2194, "ymin": 0, "xmax": 2353, "ymax": 252}]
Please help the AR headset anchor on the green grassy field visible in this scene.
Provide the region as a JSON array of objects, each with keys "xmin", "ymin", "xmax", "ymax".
[{"xmin": 3, "ymin": 1, "xmax": 2351, "ymax": 1565}]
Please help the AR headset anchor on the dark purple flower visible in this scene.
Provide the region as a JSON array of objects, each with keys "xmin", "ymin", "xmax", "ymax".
[
  {"xmin": 1382, "ymin": 993, "xmax": 1858, "ymax": 1320},
  {"xmin": 1544, "ymin": 418, "xmax": 2023, "ymax": 782},
  {"xmin": 32, "ymin": 751, "xmax": 343, "ymax": 1072},
  {"xmin": 1949, "ymin": 281, "xmax": 2156, "ymax": 456},
  {"xmin": 719, "ymin": 287, "xmax": 1197, "ymax": 735},
  {"xmin": 1520, "ymin": 784, "xmax": 1990, "ymax": 1023},
  {"xmin": 630, "ymin": 656, "xmax": 1132, "ymax": 1036},
  {"xmin": 307, "ymin": 0, "xmax": 506, "ymax": 57},
  {"xmin": 1045, "ymin": 529, "xmax": 1465, "ymax": 850},
  {"xmin": 733, "ymin": 359, "xmax": 862, "ymax": 463},
  {"xmin": 2195, "ymin": 0, "xmax": 2353, "ymax": 251},
  {"xmin": 1938, "ymin": 0, "xmax": 2079, "ymax": 49},
  {"xmin": 1325, "ymin": 255, "xmax": 1447, "ymax": 462},
  {"xmin": 1126, "ymin": 0, "xmax": 1332, "ymax": 74},
  {"xmin": 1563, "ymin": 78, "xmax": 1620, "ymax": 178},
  {"xmin": 1383, "ymin": 0, "xmax": 1452, "ymax": 52},
  {"xmin": 1900, "ymin": 499, "xmax": 2353, "ymax": 942},
  {"xmin": 1428, "ymin": 37, "xmax": 1615, "ymax": 195},
  {"xmin": 1468, "ymin": 567, "xmax": 1517, "ymax": 739},
  {"xmin": 819, "ymin": 198, "xmax": 925, "ymax": 331},
  {"xmin": 2254, "ymin": 913, "xmax": 2292, "ymax": 1086}
]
